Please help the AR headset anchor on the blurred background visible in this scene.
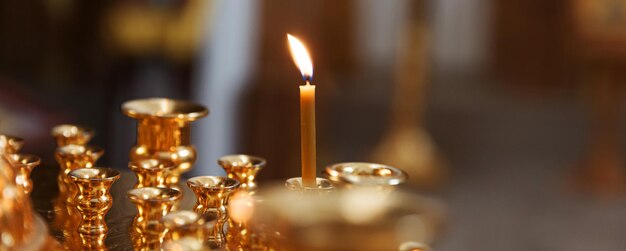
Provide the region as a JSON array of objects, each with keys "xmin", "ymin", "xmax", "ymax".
[{"xmin": 1, "ymin": 0, "xmax": 626, "ymax": 250}]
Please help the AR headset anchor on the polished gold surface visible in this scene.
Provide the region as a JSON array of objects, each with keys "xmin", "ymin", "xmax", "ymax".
[
  {"xmin": 51, "ymin": 124, "xmax": 95, "ymax": 147},
  {"xmin": 123, "ymin": 98, "xmax": 208, "ymax": 192},
  {"xmin": 187, "ymin": 176, "xmax": 239, "ymax": 247},
  {"xmin": 56, "ymin": 144, "xmax": 105, "ymax": 204},
  {"xmin": 218, "ymin": 154, "xmax": 265, "ymax": 191},
  {"xmin": 285, "ymin": 177, "xmax": 333, "ymax": 194},
  {"xmin": 163, "ymin": 210, "xmax": 207, "ymax": 242},
  {"xmin": 128, "ymin": 187, "xmax": 181, "ymax": 250},
  {"xmin": 129, "ymin": 159, "xmax": 176, "ymax": 189},
  {"xmin": 324, "ymin": 162, "xmax": 408, "ymax": 187},
  {"xmin": 69, "ymin": 167, "xmax": 121, "ymax": 235},
  {"xmin": 6, "ymin": 153, "xmax": 41, "ymax": 194}
]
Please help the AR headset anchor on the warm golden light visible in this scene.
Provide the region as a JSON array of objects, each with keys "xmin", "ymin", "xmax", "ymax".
[{"xmin": 287, "ymin": 34, "xmax": 313, "ymax": 81}]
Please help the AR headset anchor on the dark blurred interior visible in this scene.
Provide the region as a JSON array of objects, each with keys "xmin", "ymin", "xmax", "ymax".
[{"xmin": 2, "ymin": 0, "xmax": 626, "ymax": 250}]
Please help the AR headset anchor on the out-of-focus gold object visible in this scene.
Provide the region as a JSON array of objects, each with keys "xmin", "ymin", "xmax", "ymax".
[
  {"xmin": 0, "ymin": 135, "xmax": 53, "ymax": 250},
  {"xmin": 252, "ymin": 185, "xmax": 445, "ymax": 251},
  {"xmin": 122, "ymin": 98, "xmax": 208, "ymax": 191},
  {"xmin": 6, "ymin": 153, "xmax": 41, "ymax": 194},
  {"xmin": 128, "ymin": 187, "xmax": 181, "ymax": 250},
  {"xmin": 55, "ymin": 144, "xmax": 104, "ymax": 204},
  {"xmin": 163, "ymin": 210, "xmax": 214, "ymax": 249},
  {"xmin": 0, "ymin": 134, "xmax": 24, "ymax": 153},
  {"xmin": 51, "ymin": 124, "xmax": 95, "ymax": 147},
  {"xmin": 129, "ymin": 159, "xmax": 176, "ymax": 189},
  {"xmin": 218, "ymin": 154, "xmax": 266, "ymax": 191},
  {"xmin": 226, "ymin": 190, "xmax": 258, "ymax": 250},
  {"xmin": 285, "ymin": 177, "xmax": 334, "ymax": 194},
  {"xmin": 187, "ymin": 176, "xmax": 239, "ymax": 247},
  {"xmin": 69, "ymin": 167, "xmax": 120, "ymax": 235},
  {"xmin": 325, "ymin": 162, "xmax": 407, "ymax": 189}
]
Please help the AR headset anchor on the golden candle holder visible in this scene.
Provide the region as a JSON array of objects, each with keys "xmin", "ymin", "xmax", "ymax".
[
  {"xmin": 51, "ymin": 124, "xmax": 95, "ymax": 147},
  {"xmin": 122, "ymin": 98, "xmax": 208, "ymax": 191},
  {"xmin": 163, "ymin": 211, "xmax": 212, "ymax": 244},
  {"xmin": 69, "ymin": 167, "xmax": 120, "ymax": 235},
  {"xmin": 218, "ymin": 154, "xmax": 266, "ymax": 191},
  {"xmin": 6, "ymin": 153, "xmax": 41, "ymax": 194},
  {"xmin": 187, "ymin": 176, "xmax": 240, "ymax": 247},
  {"xmin": 78, "ymin": 232, "xmax": 108, "ymax": 251},
  {"xmin": 225, "ymin": 190, "xmax": 257, "ymax": 250},
  {"xmin": 0, "ymin": 134, "xmax": 24, "ymax": 153},
  {"xmin": 127, "ymin": 187, "xmax": 181, "ymax": 250},
  {"xmin": 129, "ymin": 159, "xmax": 176, "ymax": 189},
  {"xmin": 324, "ymin": 162, "xmax": 408, "ymax": 188},
  {"xmin": 55, "ymin": 144, "xmax": 104, "ymax": 204},
  {"xmin": 285, "ymin": 177, "xmax": 334, "ymax": 194}
]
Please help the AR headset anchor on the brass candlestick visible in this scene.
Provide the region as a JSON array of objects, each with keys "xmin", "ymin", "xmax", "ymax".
[
  {"xmin": 163, "ymin": 210, "xmax": 212, "ymax": 244},
  {"xmin": 6, "ymin": 153, "xmax": 41, "ymax": 194},
  {"xmin": 129, "ymin": 159, "xmax": 176, "ymax": 189},
  {"xmin": 226, "ymin": 190, "xmax": 257, "ymax": 250},
  {"xmin": 285, "ymin": 177, "xmax": 333, "ymax": 194},
  {"xmin": 0, "ymin": 134, "xmax": 24, "ymax": 153},
  {"xmin": 128, "ymin": 187, "xmax": 181, "ymax": 250},
  {"xmin": 187, "ymin": 176, "xmax": 240, "ymax": 246},
  {"xmin": 218, "ymin": 154, "xmax": 265, "ymax": 191},
  {"xmin": 55, "ymin": 145, "xmax": 104, "ymax": 204},
  {"xmin": 78, "ymin": 232, "xmax": 108, "ymax": 251},
  {"xmin": 122, "ymin": 98, "xmax": 208, "ymax": 190},
  {"xmin": 324, "ymin": 162, "xmax": 408, "ymax": 188},
  {"xmin": 69, "ymin": 167, "xmax": 120, "ymax": 235},
  {"xmin": 51, "ymin": 124, "xmax": 95, "ymax": 147}
]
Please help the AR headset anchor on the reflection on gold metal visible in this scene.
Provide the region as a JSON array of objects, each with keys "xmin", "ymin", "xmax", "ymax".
[
  {"xmin": 122, "ymin": 98, "xmax": 208, "ymax": 191},
  {"xmin": 218, "ymin": 154, "xmax": 265, "ymax": 191},
  {"xmin": 129, "ymin": 159, "xmax": 176, "ymax": 189},
  {"xmin": 6, "ymin": 153, "xmax": 41, "ymax": 194},
  {"xmin": 128, "ymin": 187, "xmax": 181, "ymax": 250},
  {"xmin": 163, "ymin": 211, "xmax": 208, "ymax": 242},
  {"xmin": 55, "ymin": 144, "xmax": 104, "ymax": 204},
  {"xmin": 78, "ymin": 232, "xmax": 108, "ymax": 251},
  {"xmin": 187, "ymin": 176, "xmax": 239, "ymax": 247},
  {"xmin": 324, "ymin": 162, "xmax": 407, "ymax": 188},
  {"xmin": 51, "ymin": 124, "xmax": 95, "ymax": 147},
  {"xmin": 226, "ymin": 190, "xmax": 256, "ymax": 250},
  {"xmin": 284, "ymin": 177, "xmax": 333, "ymax": 194},
  {"xmin": 0, "ymin": 134, "xmax": 24, "ymax": 153},
  {"xmin": 69, "ymin": 167, "xmax": 120, "ymax": 235}
]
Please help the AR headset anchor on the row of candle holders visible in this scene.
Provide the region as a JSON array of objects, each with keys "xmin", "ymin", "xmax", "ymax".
[{"xmin": 5, "ymin": 98, "xmax": 411, "ymax": 250}]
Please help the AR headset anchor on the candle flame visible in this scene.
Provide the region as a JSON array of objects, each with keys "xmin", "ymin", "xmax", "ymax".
[{"xmin": 287, "ymin": 34, "xmax": 313, "ymax": 82}]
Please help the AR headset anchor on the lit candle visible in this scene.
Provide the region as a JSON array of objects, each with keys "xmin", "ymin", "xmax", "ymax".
[{"xmin": 287, "ymin": 34, "xmax": 317, "ymax": 187}]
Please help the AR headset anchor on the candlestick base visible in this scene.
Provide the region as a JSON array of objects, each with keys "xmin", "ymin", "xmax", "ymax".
[
  {"xmin": 324, "ymin": 162, "xmax": 407, "ymax": 188},
  {"xmin": 284, "ymin": 177, "xmax": 333, "ymax": 194}
]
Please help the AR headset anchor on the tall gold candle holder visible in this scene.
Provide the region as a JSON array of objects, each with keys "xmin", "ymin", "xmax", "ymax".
[
  {"xmin": 122, "ymin": 98, "xmax": 208, "ymax": 190},
  {"xmin": 187, "ymin": 176, "xmax": 240, "ymax": 247},
  {"xmin": 69, "ymin": 167, "xmax": 120, "ymax": 235},
  {"xmin": 218, "ymin": 154, "xmax": 265, "ymax": 191},
  {"xmin": 51, "ymin": 124, "xmax": 95, "ymax": 147},
  {"xmin": 78, "ymin": 232, "xmax": 108, "ymax": 251},
  {"xmin": 324, "ymin": 162, "xmax": 408, "ymax": 188},
  {"xmin": 129, "ymin": 159, "xmax": 176, "ymax": 189},
  {"xmin": 55, "ymin": 144, "xmax": 104, "ymax": 204},
  {"xmin": 6, "ymin": 153, "xmax": 41, "ymax": 194},
  {"xmin": 128, "ymin": 187, "xmax": 181, "ymax": 250}
]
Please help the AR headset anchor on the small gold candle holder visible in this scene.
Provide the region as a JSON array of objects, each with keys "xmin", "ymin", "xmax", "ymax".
[
  {"xmin": 122, "ymin": 98, "xmax": 208, "ymax": 191},
  {"xmin": 51, "ymin": 124, "xmax": 95, "ymax": 147},
  {"xmin": 163, "ymin": 210, "xmax": 208, "ymax": 242},
  {"xmin": 0, "ymin": 134, "xmax": 24, "ymax": 153},
  {"xmin": 78, "ymin": 232, "xmax": 108, "ymax": 251},
  {"xmin": 218, "ymin": 154, "xmax": 265, "ymax": 191},
  {"xmin": 324, "ymin": 162, "xmax": 408, "ymax": 188},
  {"xmin": 129, "ymin": 159, "xmax": 176, "ymax": 189},
  {"xmin": 187, "ymin": 176, "xmax": 240, "ymax": 247},
  {"xmin": 69, "ymin": 167, "xmax": 120, "ymax": 235},
  {"xmin": 128, "ymin": 187, "xmax": 181, "ymax": 250},
  {"xmin": 56, "ymin": 144, "xmax": 104, "ymax": 204},
  {"xmin": 6, "ymin": 153, "xmax": 41, "ymax": 194},
  {"xmin": 285, "ymin": 177, "xmax": 334, "ymax": 194},
  {"xmin": 226, "ymin": 190, "xmax": 257, "ymax": 250}
]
